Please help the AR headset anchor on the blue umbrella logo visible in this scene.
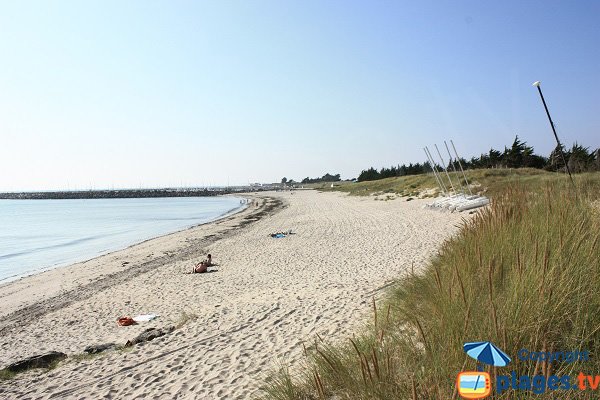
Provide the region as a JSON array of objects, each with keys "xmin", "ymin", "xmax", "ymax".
[
  {"xmin": 463, "ymin": 341, "xmax": 511, "ymax": 367},
  {"xmin": 458, "ymin": 342, "xmax": 510, "ymax": 399}
]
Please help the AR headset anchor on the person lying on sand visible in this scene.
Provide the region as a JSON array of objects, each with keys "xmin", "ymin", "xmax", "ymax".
[
  {"xmin": 192, "ymin": 254, "xmax": 215, "ymax": 273},
  {"xmin": 194, "ymin": 262, "xmax": 209, "ymax": 273},
  {"xmin": 269, "ymin": 230, "xmax": 293, "ymax": 238}
]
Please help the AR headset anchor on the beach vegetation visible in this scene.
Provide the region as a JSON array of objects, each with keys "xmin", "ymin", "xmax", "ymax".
[
  {"xmin": 0, "ymin": 369, "xmax": 17, "ymax": 381},
  {"xmin": 260, "ymin": 172, "xmax": 600, "ymax": 399},
  {"xmin": 315, "ymin": 168, "xmax": 596, "ymax": 199},
  {"xmin": 301, "ymin": 173, "xmax": 342, "ymax": 184},
  {"xmin": 176, "ymin": 311, "xmax": 199, "ymax": 329},
  {"xmin": 352, "ymin": 136, "xmax": 600, "ymax": 184},
  {"xmin": 0, "ymin": 358, "xmax": 66, "ymax": 381},
  {"xmin": 70, "ymin": 353, "xmax": 102, "ymax": 362}
]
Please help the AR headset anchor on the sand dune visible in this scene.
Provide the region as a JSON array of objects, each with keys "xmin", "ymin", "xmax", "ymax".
[{"xmin": 0, "ymin": 190, "xmax": 467, "ymax": 399}]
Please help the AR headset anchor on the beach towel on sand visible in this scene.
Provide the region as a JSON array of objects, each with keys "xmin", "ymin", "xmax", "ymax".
[{"xmin": 133, "ymin": 314, "xmax": 159, "ymax": 322}]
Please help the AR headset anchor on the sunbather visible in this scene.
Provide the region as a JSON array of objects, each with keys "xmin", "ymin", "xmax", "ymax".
[
  {"xmin": 194, "ymin": 262, "xmax": 208, "ymax": 273},
  {"xmin": 270, "ymin": 230, "xmax": 293, "ymax": 238},
  {"xmin": 193, "ymin": 254, "xmax": 213, "ymax": 273}
]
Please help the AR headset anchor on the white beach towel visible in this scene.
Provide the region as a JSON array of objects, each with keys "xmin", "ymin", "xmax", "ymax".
[{"xmin": 132, "ymin": 314, "xmax": 159, "ymax": 322}]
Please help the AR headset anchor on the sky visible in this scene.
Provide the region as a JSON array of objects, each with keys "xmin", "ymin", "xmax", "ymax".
[{"xmin": 0, "ymin": 1, "xmax": 599, "ymax": 190}]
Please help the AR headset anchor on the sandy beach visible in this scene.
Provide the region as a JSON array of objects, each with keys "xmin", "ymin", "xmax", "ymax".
[{"xmin": 0, "ymin": 190, "xmax": 467, "ymax": 399}]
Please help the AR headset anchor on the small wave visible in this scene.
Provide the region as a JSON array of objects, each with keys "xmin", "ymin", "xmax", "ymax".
[{"xmin": 0, "ymin": 235, "xmax": 108, "ymax": 261}]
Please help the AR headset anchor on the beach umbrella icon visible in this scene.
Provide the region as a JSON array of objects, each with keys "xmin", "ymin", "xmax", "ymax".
[{"xmin": 463, "ymin": 341, "xmax": 511, "ymax": 367}]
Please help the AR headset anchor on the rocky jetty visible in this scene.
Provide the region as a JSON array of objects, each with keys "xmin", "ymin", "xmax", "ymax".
[
  {"xmin": 0, "ymin": 186, "xmax": 277, "ymax": 200},
  {"xmin": 0, "ymin": 188, "xmax": 228, "ymax": 200}
]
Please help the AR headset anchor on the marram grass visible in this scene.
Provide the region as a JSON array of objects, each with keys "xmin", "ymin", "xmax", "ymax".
[{"xmin": 260, "ymin": 173, "xmax": 600, "ymax": 399}]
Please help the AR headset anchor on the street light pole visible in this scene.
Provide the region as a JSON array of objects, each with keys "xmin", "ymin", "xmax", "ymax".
[{"xmin": 532, "ymin": 81, "xmax": 575, "ymax": 187}]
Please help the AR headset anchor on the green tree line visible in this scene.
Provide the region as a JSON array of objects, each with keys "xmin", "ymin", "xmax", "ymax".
[
  {"xmin": 357, "ymin": 136, "xmax": 600, "ymax": 182},
  {"xmin": 300, "ymin": 173, "xmax": 341, "ymax": 184}
]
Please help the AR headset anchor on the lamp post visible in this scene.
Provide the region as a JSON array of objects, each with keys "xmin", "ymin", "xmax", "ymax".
[{"xmin": 532, "ymin": 81, "xmax": 575, "ymax": 187}]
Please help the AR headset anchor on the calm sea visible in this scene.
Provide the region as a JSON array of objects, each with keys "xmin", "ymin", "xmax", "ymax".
[{"xmin": 0, "ymin": 196, "xmax": 244, "ymax": 283}]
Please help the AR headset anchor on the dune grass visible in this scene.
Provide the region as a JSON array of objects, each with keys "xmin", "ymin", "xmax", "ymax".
[
  {"xmin": 175, "ymin": 311, "xmax": 199, "ymax": 329},
  {"xmin": 0, "ymin": 369, "xmax": 17, "ymax": 381},
  {"xmin": 313, "ymin": 168, "xmax": 557, "ymax": 199},
  {"xmin": 261, "ymin": 172, "xmax": 600, "ymax": 399}
]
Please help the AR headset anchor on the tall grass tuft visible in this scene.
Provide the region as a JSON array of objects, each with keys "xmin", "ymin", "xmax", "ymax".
[{"xmin": 259, "ymin": 173, "xmax": 600, "ymax": 399}]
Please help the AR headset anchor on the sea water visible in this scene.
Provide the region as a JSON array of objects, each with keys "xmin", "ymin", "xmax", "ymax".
[{"xmin": 0, "ymin": 196, "xmax": 243, "ymax": 282}]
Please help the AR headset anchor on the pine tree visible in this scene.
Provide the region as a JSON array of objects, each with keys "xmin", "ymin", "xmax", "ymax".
[{"xmin": 568, "ymin": 143, "xmax": 592, "ymax": 173}]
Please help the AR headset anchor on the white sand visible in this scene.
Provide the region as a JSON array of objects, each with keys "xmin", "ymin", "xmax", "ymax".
[{"xmin": 0, "ymin": 190, "xmax": 467, "ymax": 399}]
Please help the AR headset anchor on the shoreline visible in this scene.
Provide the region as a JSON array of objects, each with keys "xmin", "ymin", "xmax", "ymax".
[
  {"xmin": 0, "ymin": 194, "xmax": 282, "ymax": 331},
  {"xmin": 0, "ymin": 190, "xmax": 466, "ymax": 399},
  {"xmin": 0, "ymin": 195, "xmax": 250, "ymax": 285}
]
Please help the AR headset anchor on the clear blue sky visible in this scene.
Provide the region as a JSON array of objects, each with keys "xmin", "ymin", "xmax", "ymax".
[{"xmin": 1, "ymin": 1, "xmax": 598, "ymax": 190}]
